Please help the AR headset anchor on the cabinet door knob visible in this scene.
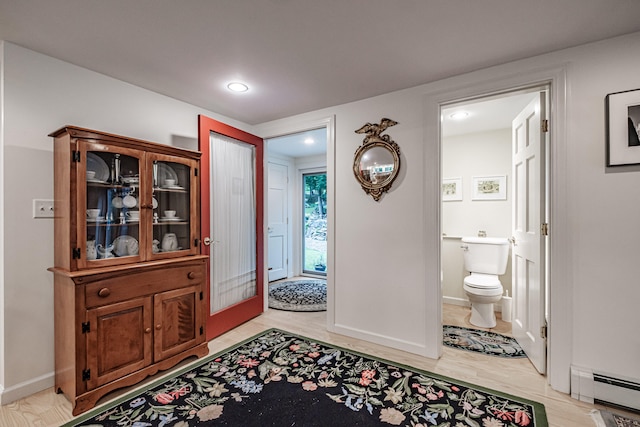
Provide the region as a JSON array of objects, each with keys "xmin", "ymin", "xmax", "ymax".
[
  {"xmin": 156, "ymin": 324, "xmax": 162, "ymax": 330},
  {"xmin": 98, "ymin": 288, "xmax": 111, "ymax": 298},
  {"xmin": 187, "ymin": 271, "xmax": 196, "ymax": 279},
  {"xmin": 145, "ymin": 328, "xmax": 151, "ymax": 334}
]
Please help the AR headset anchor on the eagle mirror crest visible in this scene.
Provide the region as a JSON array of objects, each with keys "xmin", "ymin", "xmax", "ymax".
[{"xmin": 353, "ymin": 118, "xmax": 401, "ymax": 201}]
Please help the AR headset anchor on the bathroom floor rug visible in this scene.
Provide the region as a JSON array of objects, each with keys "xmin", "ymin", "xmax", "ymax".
[
  {"xmin": 64, "ymin": 328, "xmax": 548, "ymax": 426},
  {"xmin": 443, "ymin": 325, "xmax": 527, "ymax": 358},
  {"xmin": 268, "ymin": 279, "xmax": 326, "ymax": 311}
]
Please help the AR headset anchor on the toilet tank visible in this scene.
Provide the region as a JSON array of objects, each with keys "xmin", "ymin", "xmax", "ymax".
[{"xmin": 461, "ymin": 237, "xmax": 510, "ymax": 275}]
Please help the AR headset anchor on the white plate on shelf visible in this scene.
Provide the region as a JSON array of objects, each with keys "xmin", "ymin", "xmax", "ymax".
[
  {"xmin": 156, "ymin": 163, "xmax": 178, "ymax": 187},
  {"xmin": 161, "ymin": 185, "xmax": 185, "ymax": 190},
  {"xmin": 112, "ymin": 196, "xmax": 124, "ymax": 208},
  {"xmin": 121, "ymin": 176, "xmax": 139, "ymax": 185},
  {"xmin": 161, "ymin": 217, "xmax": 183, "ymax": 221},
  {"xmin": 87, "ymin": 153, "xmax": 110, "ymax": 182},
  {"xmin": 87, "ymin": 217, "xmax": 106, "ymax": 223},
  {"xmin": 87, "ymin": 178, "xmax": 107, "ymax": 184},
  {"xmin": 112, "ymin": 235, "xmax": 139, "ymax": 257}
]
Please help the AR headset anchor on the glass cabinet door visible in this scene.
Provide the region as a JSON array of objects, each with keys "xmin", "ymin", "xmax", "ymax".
[
  {"xmin": 80, "ymin": 142, "xmax": 145, "ymax": 268},
  {"xmin": 147, "ymin": 155, "xmax": 197, "ymax": 259}
]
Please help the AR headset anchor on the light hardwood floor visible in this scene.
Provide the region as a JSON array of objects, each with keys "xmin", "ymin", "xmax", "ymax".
[{"xmin": 0, "ymin": 304, "xmax": 631, "ymax": 426}]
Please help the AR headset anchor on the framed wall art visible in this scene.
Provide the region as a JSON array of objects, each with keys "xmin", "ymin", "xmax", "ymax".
[
  {"xmin": 472, "ymin": 175, "xmax": 507, "ymax": 200},
  {"xmin": 442, "ymin": 177, "xmax": 462, "ymax": 201},
  {"xmin": 606, "ymin": 88, "xmax": 640, "ymax": 166}
]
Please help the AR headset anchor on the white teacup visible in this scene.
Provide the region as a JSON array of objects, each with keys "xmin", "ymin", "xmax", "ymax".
[
  {"xmin": 164, "ymin": 179, "xmax": 176, "ymax": 187},
  {"xmin": 126, "ymin": 211, "xmax": 140, "ymax": 221},
  {"xmin": 163, "ymin": 210, "xmax": 177, "ymax": 218},
  {"xmin": 87, "ymin": 209, "xmax": 100, "ymax": 219}
]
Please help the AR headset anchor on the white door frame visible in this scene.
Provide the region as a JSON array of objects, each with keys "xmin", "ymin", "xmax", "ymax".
[
  {"xmin": 424, "ymin": 65, "xmax": 571, "ymax": 393},
  {"xmin": 258, "ymin": 116, "xmax": 336, "ymax": 324}
]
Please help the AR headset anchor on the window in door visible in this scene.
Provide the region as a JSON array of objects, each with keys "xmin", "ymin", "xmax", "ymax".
[{"xmin": 302, "ymin": 172, "xmax": 327, "ymax": 275}]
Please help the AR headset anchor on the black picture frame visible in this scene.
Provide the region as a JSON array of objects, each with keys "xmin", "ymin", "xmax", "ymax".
[{"xmin": 606, "ymin": 88, "xmax": 640, "ymax": 166}]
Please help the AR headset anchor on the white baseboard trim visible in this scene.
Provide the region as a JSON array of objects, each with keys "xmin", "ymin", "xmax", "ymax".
[
  {"xmin": 0, "ymin": 372, "xmax": 54, "ymax": 405},
  {"xmin": 443, "ymin": 296, "xmax": 504, "ymax": 312},
  {"xmin": 571, "ymin": 365, "xmax": 595, "ymax": 403},
  {"xmin": 331, "ymin": 323, "xmax": 433, "ymax": 358},
  {"xmin": 442, "ymin": 296, "xmax": 470, "ymax": 307}
]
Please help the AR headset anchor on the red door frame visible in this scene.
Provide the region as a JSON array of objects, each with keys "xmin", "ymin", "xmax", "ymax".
[{"xmin": 198, "ymin": 115, "xmax": 264, "ymax": 339}]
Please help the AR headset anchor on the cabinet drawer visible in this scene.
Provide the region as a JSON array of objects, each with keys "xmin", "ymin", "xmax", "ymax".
[{"xmin": 85, "ymin": 264, "xmax": 205, "ymax": 308}]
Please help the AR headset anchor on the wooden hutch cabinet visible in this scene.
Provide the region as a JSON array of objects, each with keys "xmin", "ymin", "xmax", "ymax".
[{"xmin": 48, "ymin": 126, "xmax": 208, "ymax": 415}]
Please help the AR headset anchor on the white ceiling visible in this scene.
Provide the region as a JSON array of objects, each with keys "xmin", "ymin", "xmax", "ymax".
[
  {"xmin": 2, "ymin": 1, "xmax": 640, "ymax": 127},
  {"xmin": 267, "ymin": 92, "xmax": 539, "ymax": 158},
  {"xmin": 442, "ymin": 92, "xmax": 539, "ymax": 137},
  {"xmin": 267, "ymin": 128, "xmax": 327, "ymax": 158}
]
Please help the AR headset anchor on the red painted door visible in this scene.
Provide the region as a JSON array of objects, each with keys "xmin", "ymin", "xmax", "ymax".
[{"xmin": 198, "ymin": 115, "xmax": 264, "ymax": 339}]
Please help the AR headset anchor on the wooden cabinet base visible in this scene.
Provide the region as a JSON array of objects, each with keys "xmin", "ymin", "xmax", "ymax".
[
  {"xmin": 51, "ymin": 256, "xmax": 208, "ymax": 416},
  {"xmin": 62, "ymin": 342, "xmax": 208, "ymax": 416}
]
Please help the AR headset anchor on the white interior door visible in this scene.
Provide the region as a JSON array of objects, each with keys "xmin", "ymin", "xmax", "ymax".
[
  {"xmin": 512, "ymin": 92, "xmax": 547, "ymax": 374},
  {"xmin": 268, "ymin": 162, "xmax": 288, "ymax": 282}
]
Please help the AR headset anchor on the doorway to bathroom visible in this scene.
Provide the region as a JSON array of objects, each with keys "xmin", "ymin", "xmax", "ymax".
[{"xmin": 440, "ymin": 86, "xmax": 549, "ymax": 374}]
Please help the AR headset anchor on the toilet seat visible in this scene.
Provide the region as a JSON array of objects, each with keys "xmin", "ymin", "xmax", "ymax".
[{"xmin": 463, "ymin": 274, "xmax": 503, "ymax": 296}]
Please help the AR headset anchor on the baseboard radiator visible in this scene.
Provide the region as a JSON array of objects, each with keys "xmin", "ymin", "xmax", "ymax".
[{"xmin": 571, "ymin": 366, "xmax": 640, "ymax": 413}]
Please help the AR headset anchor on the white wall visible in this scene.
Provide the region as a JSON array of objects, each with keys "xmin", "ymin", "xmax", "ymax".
[
  {"xmin": 258, "ymin": 88, "xmax": 436, "ymax": 356},
  {"xmin": 442, "ymin": 129, "xmax": 512, "ymax": 303},
  {"xmin": 563, "ymin": 36, "xmax": 640, "ymax": 377},
  {"xmin": 255, "ymin": 31, "xmax": 640, "ymax": 393},
  {"xmin": 0, "ymin": 41, "xmax": 252, "ymax": 403}
]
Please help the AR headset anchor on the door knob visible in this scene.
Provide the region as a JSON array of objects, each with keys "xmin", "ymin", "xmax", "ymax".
[
  {"xmin": 509, "ymin": 237, "xmax": 516, "ymax": 246},
  {"xmin": 202, "ymin": 237, "xmax": 219, "ymax": 246}
]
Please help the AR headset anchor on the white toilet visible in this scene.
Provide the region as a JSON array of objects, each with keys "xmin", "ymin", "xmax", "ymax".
[{"xmin": 461, "ymin": 236, "xmax": 510, "ymax": 328}]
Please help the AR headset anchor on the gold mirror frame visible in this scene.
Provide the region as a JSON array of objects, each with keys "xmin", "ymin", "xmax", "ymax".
[{"xmin": 353, "ymin": 118, "xmax": 401, "ymax": 201}]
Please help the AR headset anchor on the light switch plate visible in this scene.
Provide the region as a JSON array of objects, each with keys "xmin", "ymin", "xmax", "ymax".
[{"xmin": 33, "ymin": 199, "xmax": 55, "ymax": 218}]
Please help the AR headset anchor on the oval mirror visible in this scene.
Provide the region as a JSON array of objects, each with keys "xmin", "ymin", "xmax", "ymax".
[{"xmin": 353, "ymin": 138, "xmax": 400, "ymax": 201}]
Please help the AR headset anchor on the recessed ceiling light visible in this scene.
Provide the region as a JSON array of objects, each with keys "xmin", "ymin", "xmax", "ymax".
[
  {"xmin": 227, "ymin": 82, "xmax": 249, "ymax": 93},
  {"xmin": 449, "ymin": 111, "xmax": 469, "ymax": 120},
  {"xmin": 304, "ymin": 137, "xmax": 314, "ymax": 145}
]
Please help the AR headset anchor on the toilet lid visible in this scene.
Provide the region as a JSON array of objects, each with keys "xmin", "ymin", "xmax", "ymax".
[{"xmin": 464, "ymin": 274, "xmax": 501, "ymax": 289}]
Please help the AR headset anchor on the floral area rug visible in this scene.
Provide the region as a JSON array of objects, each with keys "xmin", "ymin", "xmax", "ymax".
[
  {"xmin": 592, "ymin": 408, "xmax": 640, "ymax": 427},
  {"xmin": 268, "ymin": 279, "xmax": 326, "ymax": 311},
  {"xmin": 443, "ymin": 325, "xmax": 527, "ymax": 358},
  {"xmin": 65, "ymin": 328, "xmax": 547, "ymax": 426}
]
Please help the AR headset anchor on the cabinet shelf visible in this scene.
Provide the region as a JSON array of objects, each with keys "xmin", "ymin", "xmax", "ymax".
[{"xmin": 87, "ymin": 222, "xmax": 140, "ymax": 226}]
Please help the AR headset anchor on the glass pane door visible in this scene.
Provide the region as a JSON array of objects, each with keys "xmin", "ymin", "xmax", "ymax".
[
  {"xmin": 84, "ymin": 147, "xmax": 142, "ymax": 266},
  {"xmin": 303, "ymin": 172, "xmax": 327, "ymax": 275},
  {"xmin": 198, "ymin": 114, "xmax": 264, "ymax": 340},
  {"xmin": 152, "ymin": 159, "xmax": 192, "ymax": 256},
  {"xmin": 210, "ymin": 133, "xmax": 258, "ymax": 313}
]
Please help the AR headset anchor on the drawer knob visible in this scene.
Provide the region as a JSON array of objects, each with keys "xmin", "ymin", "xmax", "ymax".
[
  {"xmin": 156, "ymin": 324, "xmax": 162, "ymax": 330},
  {"xmin": 98, "ymin": 288, "xmax": 111, "ymax": 298},
  {"xmin": 187, "ymin": 271, "xmax": 196, "ymax": 279},
  {"xmin": 145, "ymin": 328, "xmax": 151, "ymax": 334}
]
